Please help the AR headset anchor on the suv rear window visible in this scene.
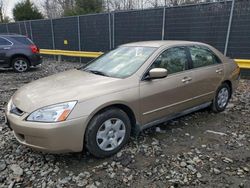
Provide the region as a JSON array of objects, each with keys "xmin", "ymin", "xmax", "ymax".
[{"xmin": 11, "ymin": 37, "xmax": 34, "ymax": 45}]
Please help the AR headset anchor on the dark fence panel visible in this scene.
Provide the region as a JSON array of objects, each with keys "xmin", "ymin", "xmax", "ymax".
[
  {"xmin": 31, "ymin": 20, "xmax": 53, "ymax": 49},
  {"xmin": 1, "ymin": 1, "xmax": 250, "ymax": 59},
  {"xmin": 25, "ymin": 21, "xmax": 32, "ymax": 39},
  {"xmin": 53, "ymin": 17, "xmax": 79, "ymax": 50},
  {"xmin": 19, "ymin": 22, "xmax": 28, "ymax": 36},
  {"xmin": 7, "ymin": 23, "xmax": 20, "ymax": 34},
  {"xmin": 164, "ymin": 1, "xmax": 232, "ymax": 53},
  {"xmin": 0, "ymin": 24, "xmax": 7, "ymax": 33},
  {"xmin": 19, "ymin": 22, "xmax": 25, "ymax": 35},
  {"xmin": 80, "ymin": 13, "xmax": 110, "ymax": 52},
  {"xmin": 227, "ymin": 0, "xmax": 250, "ymax": 58},
  {"xmin": 114, "ymin": 8, "xmax": 163, "ymax": 47}
]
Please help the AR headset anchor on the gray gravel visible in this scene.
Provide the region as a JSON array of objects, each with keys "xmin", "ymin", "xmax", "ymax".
[{"xmin": 0, "ymin": 60, "xmax": 249, "ymax": 187}]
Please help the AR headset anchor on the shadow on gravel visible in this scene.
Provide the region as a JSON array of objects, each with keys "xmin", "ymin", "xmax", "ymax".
[{"xmin": 0, "ymin": 67, "xmax": 41, "ymax": 74}]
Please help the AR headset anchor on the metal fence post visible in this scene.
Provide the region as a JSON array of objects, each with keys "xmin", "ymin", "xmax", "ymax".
[
  {"xmin": 112, "ymin": 12, "xmax": 115, "ymax": 49},
  {"xmin": 77, "ymin": 16, "xmax": 81, "ymax": 51},
  {"xmin": 18, "ymin": 22, "xmax": 21, "ymax": 34},
  {"xmin": 29, "ymin": 21, "xmax": 33, "ymax": 41},
  {"xmin": 50, "ymin": 19, "xmax": 56, "ymax": 61},
  {"xmin": 6, "ymin": 24, "xmax": 9, "ymax": 34},
  {"xmin": 77, "ymin": 16, "xmax": 82, "ymax": 63},
  {"xmin": 161, "ymin": 7, "xmax": 166, "ymax": 40},
  {"xmin": 224, "ymin": 0, "xmax": 235, "ymax": 56},
  {"xmin": 108, "ymin": 13, "xmax": 112, "ymax": 50},
  {"xmin": 24, "ymin": 22, "xmax": 28, "ymax": 36}
]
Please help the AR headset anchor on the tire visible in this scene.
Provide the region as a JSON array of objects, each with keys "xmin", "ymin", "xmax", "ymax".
[
  {"xmin": 211, "ymin": 83, "xmax": 231, "ymax": 113},
  {"xmin": 85, "ymin": 108, "xmax": 131, "ymax": 158},
  {"xmin": 12, "ymin": 57, "xmax": 30, "ymax": 73}
]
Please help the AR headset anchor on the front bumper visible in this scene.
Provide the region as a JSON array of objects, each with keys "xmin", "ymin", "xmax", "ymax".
[{"xmin": 6, "ymin": 111, "xmax": 88, "ymax": 153}]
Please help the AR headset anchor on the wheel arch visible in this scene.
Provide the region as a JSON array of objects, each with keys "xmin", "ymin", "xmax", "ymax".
[
  {"xmin": 84, "ymin": 103, "xmax": 138, "ymax": 142},
  {"xmin": 10, "ymin": 54, "xmax": 31, "ymax": 65},
  {"xmin": 221, "ymin": 80, "xmax": 232, "ymax": 98}
]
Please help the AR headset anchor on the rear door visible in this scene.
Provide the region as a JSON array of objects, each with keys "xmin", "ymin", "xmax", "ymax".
[
  {"xmin": 186, "ymin": 45, "xmax": 225, "ymax": 106},
  {"xmin": 0, "ymin": 37, "xmax": 12, "ymax": 67}
]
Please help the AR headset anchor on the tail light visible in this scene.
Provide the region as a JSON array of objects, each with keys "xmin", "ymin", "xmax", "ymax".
[{"xmin": 30, "ymin": 45, "xmax": 39, "ymax": 53}]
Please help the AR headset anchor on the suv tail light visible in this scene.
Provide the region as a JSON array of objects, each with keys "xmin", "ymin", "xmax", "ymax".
[{"xmin": 30, "ymin": 45, "xmax": 39, "ymax": 53}]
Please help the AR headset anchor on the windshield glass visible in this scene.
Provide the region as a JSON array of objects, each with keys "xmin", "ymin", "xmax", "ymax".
[{"xmin": 84, "ymin": 46, "xmax": 156, "ymax": 78}]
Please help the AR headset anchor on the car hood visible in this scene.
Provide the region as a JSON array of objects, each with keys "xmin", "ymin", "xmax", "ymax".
[{"xmin": 12, "ymin": 69, "xmax": 132, "ymax": 113}]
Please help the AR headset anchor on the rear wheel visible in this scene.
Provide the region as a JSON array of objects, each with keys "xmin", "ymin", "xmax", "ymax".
[
  {"xmin": 211, "ymin": 83, "xmax": 231, "ymax": 113},
  {"xmin": 12, "ymin": 57, "xmax": 30, "ymax": 73},
  {"xmin": 85, "ymin": 108, "xmax": 131, "ymax": 158}
]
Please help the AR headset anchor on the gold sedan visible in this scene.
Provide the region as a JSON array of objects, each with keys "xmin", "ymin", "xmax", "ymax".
[{"xmin": 5, "ymin": 41, "xmax": 240, "ymax": 158}]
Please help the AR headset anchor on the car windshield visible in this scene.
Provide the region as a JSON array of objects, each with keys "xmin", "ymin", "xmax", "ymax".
[{"xmin": 83, "ymin": 46, "xmax": 156, "ymax": 78}]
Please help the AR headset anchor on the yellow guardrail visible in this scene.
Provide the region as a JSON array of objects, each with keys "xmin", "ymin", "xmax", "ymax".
[
  {"xmin": 40, "ymin": 49, "xmax": 103, "ymax": 58},
  {"xmin": 234, "ymin": 59, "xmax": 250, "ymax": 69},
  {"xmin": 40, "ymin": 49, "xmax": 250, "ymax": 69}
]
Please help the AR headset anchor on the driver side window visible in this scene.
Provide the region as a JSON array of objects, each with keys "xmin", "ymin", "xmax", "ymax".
[{"xmin": 151, "ymin": 47, "xmax": 188, "ymax": 75}]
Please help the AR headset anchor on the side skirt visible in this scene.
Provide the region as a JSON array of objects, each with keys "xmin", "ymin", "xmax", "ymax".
[{"xmin": 133, "ymin": 102, "xmax": 211, "ymax": 137}]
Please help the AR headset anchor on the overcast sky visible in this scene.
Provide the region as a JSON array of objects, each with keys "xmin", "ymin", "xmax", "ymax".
[
  {"xmin": 5, "ymin": 0, "xmax": 39, "ymax": 19},
  {"xmin": 5, "ymin": 0, "xmax": 19, "ymax": 18}
]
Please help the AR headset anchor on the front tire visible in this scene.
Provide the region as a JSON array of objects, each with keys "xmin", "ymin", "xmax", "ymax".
[
  {"xmin": 85, "ymin": 108, "xmax": 131, "ymax": 158},
  {"xmin": 12, "ymin": 57, "xmax": 30, "ymax": 73},
  {"xmin": 211, "ymin": 83, "xmax": 231, "ymax": 113}
]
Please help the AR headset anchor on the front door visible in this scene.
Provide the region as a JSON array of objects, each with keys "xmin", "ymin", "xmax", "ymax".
[{"xmin": 139, "ymin": 46, "xmax": 195, "ymax": 125}]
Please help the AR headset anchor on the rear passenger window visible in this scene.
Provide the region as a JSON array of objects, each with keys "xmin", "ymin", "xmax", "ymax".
[
  {"xmin": 189, "ymin": 46, "xmax": 221, "ymax": 68},
  {"xmin": 0, "ymin": 38, "xmax": 12, "ymax": 46},
  {"xmin": 11, "ymin": 37, "xmax": 33, "ymax": 45},
  {"xmin": 151, "ymin": 47, "xmax": 188, "ymax": 74}
]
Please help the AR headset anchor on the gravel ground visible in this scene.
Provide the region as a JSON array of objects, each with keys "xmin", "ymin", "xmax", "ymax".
[{"xmin": 0, "ymin": 60, "xmax": 249, "ymax": 188}]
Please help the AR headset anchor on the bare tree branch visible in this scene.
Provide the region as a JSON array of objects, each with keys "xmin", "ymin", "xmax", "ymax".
[{"xmin": 41, "ymin": 0, "xmax": 62, "ymax": 18}]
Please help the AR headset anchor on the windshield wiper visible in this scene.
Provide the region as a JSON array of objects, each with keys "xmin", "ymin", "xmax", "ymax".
[{"xmin": 85, "ymin": 69, "xmax": 109, "ymax": 77}]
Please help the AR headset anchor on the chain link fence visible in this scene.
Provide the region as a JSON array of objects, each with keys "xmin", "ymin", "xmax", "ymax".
[{"xmin": 0, "ymin": 0, "xmax": 249, "ymax": 59}]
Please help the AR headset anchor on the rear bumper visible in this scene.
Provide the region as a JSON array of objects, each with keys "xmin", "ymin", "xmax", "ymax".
[
  {"xmin": 29, "ymin": 54, "xmax": 43, "ymax": 66},
  {"xmin": 231, "ymin": 67, "xmax": 241, "ymax": 93},
  {"xmin": 6, "ymin": 111, "xmax": 88, "ymax": 153}
]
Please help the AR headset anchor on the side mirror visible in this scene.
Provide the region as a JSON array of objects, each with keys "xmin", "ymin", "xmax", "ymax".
[{"xmin": 148, "ymin": 68, "xmax": 168, "ymax": 79}]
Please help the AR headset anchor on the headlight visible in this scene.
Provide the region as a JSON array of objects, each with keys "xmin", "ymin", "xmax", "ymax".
[{"xmin": 26, "ymin": 101, "xmax": 77, "ymax": 122}]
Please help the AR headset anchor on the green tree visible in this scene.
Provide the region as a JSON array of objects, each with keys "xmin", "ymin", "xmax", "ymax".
[
  {"xmin": 64, "ymin": 0, "xmax": 103, "ymax": 16},
  {"xmin": 13, "ymin": 0, "xmax": 43, "ymax": 21}
]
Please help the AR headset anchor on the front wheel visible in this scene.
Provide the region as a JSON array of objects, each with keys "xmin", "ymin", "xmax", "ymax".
[
  {"xmin": 85, "ymin": 108, "xmax": 131, "ymax": 158},
  {"xmin": 211, "ymin": 83, "xmax": 231, "ymax": 113}
]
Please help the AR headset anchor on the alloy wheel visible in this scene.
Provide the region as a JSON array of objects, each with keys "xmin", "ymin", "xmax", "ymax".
[
  {"xmin": 14, "ymin": 60, "xmax": 28, "ymax": 72},
  {"xmin": 217, "ymin": 87, "xmax": 229, "ymax": 109}
]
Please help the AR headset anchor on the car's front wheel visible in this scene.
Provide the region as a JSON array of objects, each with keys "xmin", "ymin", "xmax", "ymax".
[
  {"xmin": 12, "ymin": 57, "xmax": 30, "ymax": 73},
  {"xmin": 85, "ymin": 108, "xmax": 131, "ymax": 158},
  {"xmin": 211, "ymin": 83, "xmax": 231, "ymax": 113}
]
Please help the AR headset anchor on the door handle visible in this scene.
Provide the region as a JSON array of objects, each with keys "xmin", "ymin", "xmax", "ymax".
[
  {"xmin": 3, "ymin": 47, "xmax": 10, "ymax": 50},
  {"xmin": 216, "ymin": 69, "xmax": 223, "ymax": 74},
  {"xmin": 182, "ymin": 77, "xmax": 192, "ymax": 83}
]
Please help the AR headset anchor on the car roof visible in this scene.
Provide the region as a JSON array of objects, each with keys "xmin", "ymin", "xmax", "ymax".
[
  {"xmin": 122, "ymin": 40, "xmax": 206, "ymax": 48},
  {"xmin": 0, "ymin": 34, "xmax": 26, "ymax": 38}
]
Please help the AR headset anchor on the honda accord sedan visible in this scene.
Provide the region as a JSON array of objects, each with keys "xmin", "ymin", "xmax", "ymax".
[{"xmin": 5, "ymin": 41, "xmax": 240, "ymax": 158}]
